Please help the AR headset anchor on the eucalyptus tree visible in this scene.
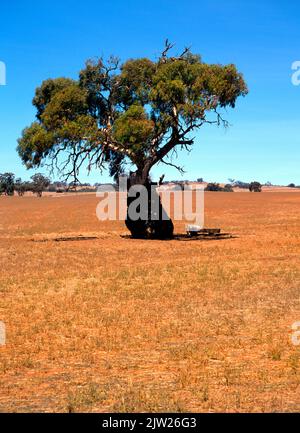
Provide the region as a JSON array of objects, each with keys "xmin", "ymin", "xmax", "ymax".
[
  {"xmin": 0, "ymin": 172, "xmax": 15, "ymax": 196},
  {"xmin": 18, "ymin": 42, "xmax": 247, "ymax": 238},
  {"xmin": 30, "ymin": 173, "xmax": 50, "ymax": 197}
]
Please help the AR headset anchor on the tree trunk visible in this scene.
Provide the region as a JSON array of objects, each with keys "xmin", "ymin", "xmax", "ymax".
[{"xmin": 125, "ymin": 170, "xmax": 174, "ymax": 239}]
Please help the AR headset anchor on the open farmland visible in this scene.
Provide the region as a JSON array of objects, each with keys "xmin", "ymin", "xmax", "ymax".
[{"xmin": 0, "ymin": 192, "xmax": 300, "ymax": 412}]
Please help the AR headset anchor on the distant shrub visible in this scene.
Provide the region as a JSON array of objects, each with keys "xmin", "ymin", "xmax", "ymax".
[
  {"xmin": 14, "ymin": 178, "xmax": 27, "ymax": 196},
  {"xmin": 0, "ymin": 172, "xmax": 15, "ymax": 196},
  {"xmin": 249, "ymin": 181, "xmax": 262, "ymax": 192},
  {"xmin": 288, "ymin": 183, "xmax": 295, "ymax": 188},
  {"xmin": 223, "ymin": 184, "xmax": 234, "ymax": 192},
  {"xmin": 205, "ymin": 182, "xmax": 233, "ymax": 192},
  {"xmin": 205, "ymin": 182, "xmax": 221, "ymax": 191},
  {"xmin": 31, "ymin": 173, "xmax": 50, "ymax": 197}
]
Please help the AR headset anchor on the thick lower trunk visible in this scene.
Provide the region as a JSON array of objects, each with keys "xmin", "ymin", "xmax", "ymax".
[{"xmin": 125, "ymin": 170, "xmax": 174, "ymax": 239}]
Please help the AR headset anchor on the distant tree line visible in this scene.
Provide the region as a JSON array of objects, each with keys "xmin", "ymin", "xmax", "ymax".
[
  {"xmin": 287, "ymin": 183, "xmax": 300, "ymax": 188},
  {"xmin": 203, "ymin": 179, "xmax": 300, "ymax": 193},
  {"xmin": 0, "ymin": 173, "xmax": 106, "ymax": 196},
  {"xmin": 205, "ymin": 183, "xmax": 234, "ymax": 192},
  {"xmin": 204, "ymin": 180, "xmax": 262, "ymax": 192},
  {"xmin": 228, "ymin": 180, "xmax": 300, "ymax": 191},
  {"xmin": 0, "ymin": 173, "xmax": 50, "ymax": 196},
  {"xmin": 227, "ymin": 179, "xmax": 262, "ymax": 192},
  {"xmin": 1, "ymin": 173, "xmax": 299, "ymax": 196}
]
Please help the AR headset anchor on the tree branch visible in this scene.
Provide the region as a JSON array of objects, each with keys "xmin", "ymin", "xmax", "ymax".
[{"xmin": 160, "ymin": 158, "xmax": 185, "ymax": 174}]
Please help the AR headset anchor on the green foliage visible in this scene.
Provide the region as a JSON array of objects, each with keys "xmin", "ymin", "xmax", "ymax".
[
  {"xmin": 223, "ymin": 183, "xmax": 234, "ymax": 192},
  {"xmin": 18, "ymin": 44, "xmax": 248, "ymax": 182},
  {"xmin": 0, "ymin": 173, "xmax": 15, "ymax": 196},
  {"xmin": 40, "ymin": 84, "xmax": 89, "ymax": 130},
  {"xmin": 14, "ymin": 178, "xmax": 27, "ymax": 196},
  {"xmin": 117, "ymin": 58, "xmax": 156, "ymax": 106},
  {"xmin": 249, "ymin": 181, "xmax": 262, "ymax": 192},
  {"xmin": 113, "ymin": 105, "xmax": 154, "ymax": 151},
  {"xmin": 33, "ymin": 78, "xmax": 76, "ymax": 120},
  {"xmin": 17, "ymin": 122, "xmax": 55, "ymax": 168},
  {"xmin": 30, "ymin": 173, "xmax": 50, "ymax": 197}
]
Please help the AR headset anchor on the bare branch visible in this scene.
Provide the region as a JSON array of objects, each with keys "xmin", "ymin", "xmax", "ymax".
[
  {"xmin": 160, "ymin": 39, "xmax": 175, "ymax": 61},
  {"xmin": 158, "ymin": 174, "xmax": 165, "ymax": 185},
  {"xmin": 160, "ymin": 158, "xmax": 185, "ymax": 174},
  {"xmin": 178, "ymin": 46, "xmax": 191, "ymax": 58}
]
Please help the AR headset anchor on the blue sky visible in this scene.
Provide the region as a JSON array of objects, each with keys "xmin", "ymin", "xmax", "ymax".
[{"xmin": 0, "ymin": 0, "xmax": 299, "ymax": 185}]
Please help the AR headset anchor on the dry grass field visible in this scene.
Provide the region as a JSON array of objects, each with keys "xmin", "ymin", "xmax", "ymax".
[{"xmin": 0, "ymin": 191, "xmax": 300, "ymax": 412}]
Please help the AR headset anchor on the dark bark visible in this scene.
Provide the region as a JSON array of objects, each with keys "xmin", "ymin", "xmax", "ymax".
[{"xmin": 125, "ymin": 170, "xmax": 174, "ymax": 239}]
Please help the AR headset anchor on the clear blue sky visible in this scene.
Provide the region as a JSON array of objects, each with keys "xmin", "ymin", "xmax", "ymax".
[{"xmin": 0, "ymin": 0, "xmax": 299, "ymax": 185}]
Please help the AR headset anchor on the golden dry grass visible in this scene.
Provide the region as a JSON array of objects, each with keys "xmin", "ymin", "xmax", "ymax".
[{"xmin": 0, "ymin": 192, "xmax": 300, "ymax": 412}]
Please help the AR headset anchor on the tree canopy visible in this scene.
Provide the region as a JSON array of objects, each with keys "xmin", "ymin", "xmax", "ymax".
[
  {"xmin": 18, "ymin": 42, "xmax": 248, "ymax": 185},
  {"xmin": 30, "ymin": 173, "xmax": 50, "ymax": 196},
  {"xmin": 0, "ymin": 172, "xmax": 15, "ymax": 196}
]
